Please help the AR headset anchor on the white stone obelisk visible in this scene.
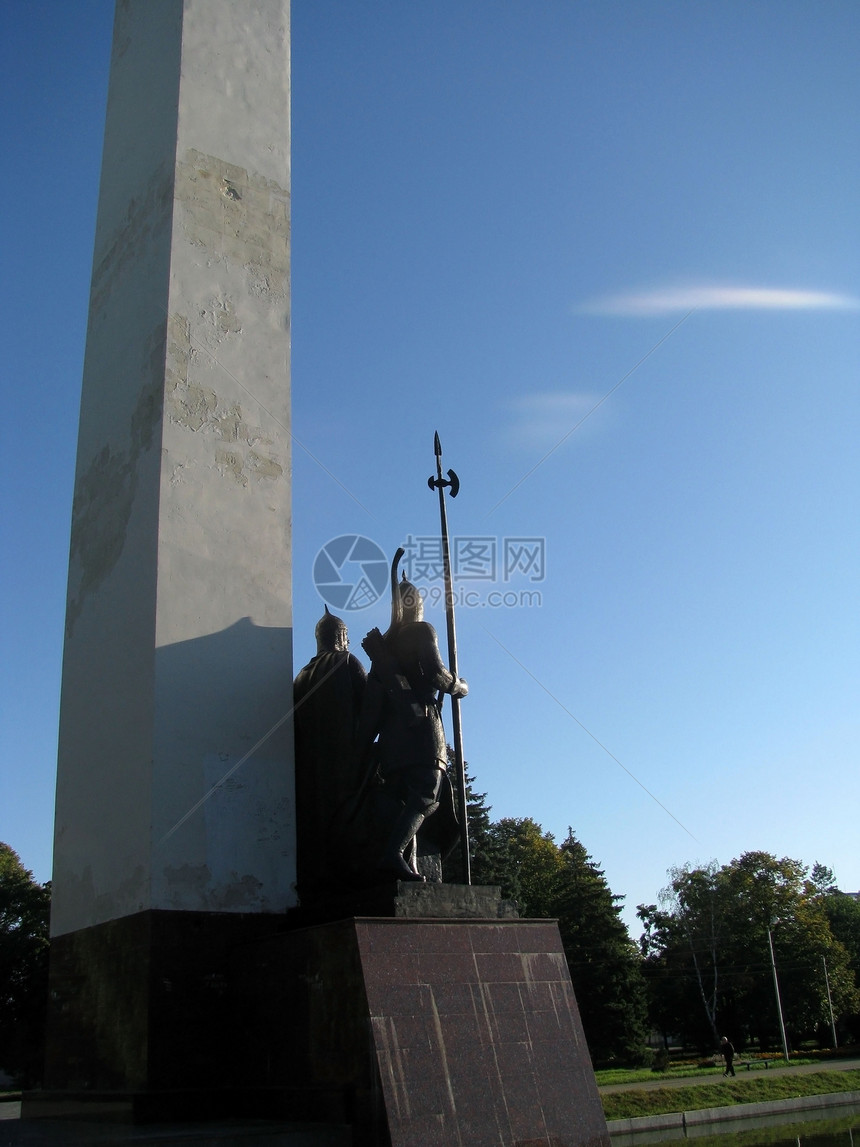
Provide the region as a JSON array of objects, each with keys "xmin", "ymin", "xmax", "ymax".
[{"xmin": 44, "ymin": 0, "xmax": 293, "ymax": 1099}]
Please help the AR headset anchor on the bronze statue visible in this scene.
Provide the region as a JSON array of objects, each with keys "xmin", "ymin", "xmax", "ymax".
[
  {"xmin": 293, "ymin": 607, "xmax": 367, "ymax": 898},
  {"xmin": 359, "ymin": 551, "xmax": 468, "ymax": 882}
]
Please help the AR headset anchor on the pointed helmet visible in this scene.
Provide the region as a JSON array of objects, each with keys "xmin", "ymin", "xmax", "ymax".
[{"xmin": 314, "ymin": 604, "xmax": 348, "ymax": 653}]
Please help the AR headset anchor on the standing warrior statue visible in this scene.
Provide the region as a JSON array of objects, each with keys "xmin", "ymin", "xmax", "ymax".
[
  {"xmin": 293, "ymin": 607, "xmax": 368, "ymax": 898},
  {"xmin": 360, "ymin": 551, "xmax": 468, "ymax": 882}
]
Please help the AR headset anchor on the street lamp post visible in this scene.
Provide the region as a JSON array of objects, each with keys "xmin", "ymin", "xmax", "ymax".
[
  {"xmin": 822, "ymin": 956, "xmax": 838, "ymax": 1049},
  {"xmin": 767, "ymin": 925, "xmax": 790, "ymax": 1064}
]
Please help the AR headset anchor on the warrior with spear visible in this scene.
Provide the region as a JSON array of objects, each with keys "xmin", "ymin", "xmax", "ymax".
[{"xmin": 358, "ymin": 434, "xmax": 469, "ymax": 883}]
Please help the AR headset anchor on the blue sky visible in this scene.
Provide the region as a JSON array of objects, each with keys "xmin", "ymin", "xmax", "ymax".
[{"xmin": 2, "ymin": 1, "xmax": 858, "ymax": 936}]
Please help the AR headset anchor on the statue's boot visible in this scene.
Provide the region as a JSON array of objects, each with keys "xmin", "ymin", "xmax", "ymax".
[{"xmin": 378, "ymin": 807, "xmax": 426, "ymax": 882}]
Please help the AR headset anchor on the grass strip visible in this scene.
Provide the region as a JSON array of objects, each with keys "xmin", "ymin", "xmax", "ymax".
[
  {"xmin": 597, "ymin": 1066, "xmax": 723, "ymax": 1086},
  {"xmin": 602, "ymin": 1069, "xmax": 860, "ymax": 1121},
  {"xmin": 594, "ymin": 1057, "xmax": 829, "ymax": 1087}
]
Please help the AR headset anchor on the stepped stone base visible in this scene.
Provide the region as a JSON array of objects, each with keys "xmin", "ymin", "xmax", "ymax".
[{"xmin": 24, "ymin": 889, "xmax": 608, "ymax": 1146}]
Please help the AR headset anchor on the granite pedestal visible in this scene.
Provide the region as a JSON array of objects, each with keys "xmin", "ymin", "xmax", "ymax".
[
  {"xmin": 232, "ymin": 885, "xmax": 611, "ymax": 1147},
  {"xmin": 24, "ymin": 886, "xmax": 609, "ymax": 1146}
]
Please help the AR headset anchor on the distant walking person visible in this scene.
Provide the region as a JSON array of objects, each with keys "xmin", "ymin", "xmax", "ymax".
[{"xmin": 719, "ymin": 1036, "xmax": 736, "ymax": 1077}]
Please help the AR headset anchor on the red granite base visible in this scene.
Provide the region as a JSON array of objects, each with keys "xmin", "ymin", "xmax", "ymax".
[
  {"xmin": 355, "ymin": 918, "xmax": 609, "ymax": 1147},
  {"xmin": 235, "ymin": 917, "xmax": 610, "ymax": 1147}
]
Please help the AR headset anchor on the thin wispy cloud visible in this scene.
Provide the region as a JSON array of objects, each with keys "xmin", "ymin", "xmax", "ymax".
[
  {"xmin": 504, "ymin": 392, "xmax": 600, "ymax": 448},
  {"xmin": 582, "ymin": 284, "xmax": 860, "ymax": 317},
  {"xmin": 486, "ymin": 308, "xmax": 694, "ymax": 516}
]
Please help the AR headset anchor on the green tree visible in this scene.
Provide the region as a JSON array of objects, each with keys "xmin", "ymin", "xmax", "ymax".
[
  {"xmin": 821, "ymin": 891, "xmax": 860, "ymax": 972},
  {"xmin": 555, "ymin": 831, "xmax": 649, "ymax": 1063},
  {"xmin": 483, "ymin": 817, "xmax": 563, "ymax": 917},
  {"xmin": 0, "ymin": 844, "xmax": 51, "ymax": 1085},
  {"xmin": 810, "ymin": 863, "xmax": 838, "ymax": 895},
  {"xmin": 720, "ymin": 852, "xmax": 856, "ymax": 1047},
  {"xmin": 638, "ymin": 861, "xmax": 727, "ymax": 1049},
  {"xmin": 638, "ymin": 852, "xmax": 859, "ymax": 1053},
  {"xmin": 814, "ymin": 881, "xmax": 860, "ymax": 1042}
]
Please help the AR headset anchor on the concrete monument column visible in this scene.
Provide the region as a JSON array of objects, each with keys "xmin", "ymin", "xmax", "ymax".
[{"xmin": 42, "ymin": 0, "xmax": 293, "ymax": 1104}]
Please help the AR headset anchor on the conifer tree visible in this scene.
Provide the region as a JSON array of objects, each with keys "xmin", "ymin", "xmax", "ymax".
[
  {"xmin": 555, "ymin": 830, "xmax": 649, "ymax": 1063},
  {"xmin": 443, "ymin": 751, "xmax": 512, "ymax": 887}
]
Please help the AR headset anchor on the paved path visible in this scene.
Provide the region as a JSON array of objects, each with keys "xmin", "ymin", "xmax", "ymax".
[{"xmin": 599, "ymin": 1057, "xmax": 860, "ymax": 1094}]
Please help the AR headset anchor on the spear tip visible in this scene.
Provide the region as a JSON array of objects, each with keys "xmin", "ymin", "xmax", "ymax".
[{"xmin": 434, "ymin": 430, "xmax": 442, "ymax": 457}]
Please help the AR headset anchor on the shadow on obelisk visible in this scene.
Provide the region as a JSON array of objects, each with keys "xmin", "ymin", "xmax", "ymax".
[
  {"xmin": 148, "ymin": 615, "xmax": 296, "ymax": 909},
  {"xmin": 26, "ymin": 618, "xmax": 297, "ymax": 1130}
]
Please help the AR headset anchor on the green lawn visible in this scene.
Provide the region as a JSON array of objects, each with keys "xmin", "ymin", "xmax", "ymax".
[
  {"xmin": 595, "ymin": 1057, "xmax": 821, "ymax": 1088},
  {"xmin": 602, "ymin": 1069, "xmax": 860, "ymax": 1122}
]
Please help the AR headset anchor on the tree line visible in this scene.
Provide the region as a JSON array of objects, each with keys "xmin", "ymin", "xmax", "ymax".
[
  {"xmin": 0, "ymin": 843, "xmax": 50, "ymax": 1086},
  {"xmin": 638, "ymin": 855, "xmax": 860, "ymax": 1054},
  {"xmin": 446, "ymin": 763, "xmax": 860, "ymax": 1065},
  {"xmin": 2, "ymin": 780, "xmax": 860, "ymax": 1082}
]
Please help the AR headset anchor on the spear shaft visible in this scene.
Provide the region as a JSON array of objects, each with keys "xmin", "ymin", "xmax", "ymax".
[{"xmin": 429, "ymin": 432, "xmax": 471, "ymax": 884}]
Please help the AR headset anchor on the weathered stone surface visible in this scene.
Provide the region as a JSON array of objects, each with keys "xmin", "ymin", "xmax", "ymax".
[
  {"xmin": 391, "ymin": 881, "xmax": 519, "ymax": 919},
  {"xmin": 287, "ymin": 882, "xmax": 518, "ymax": 927},
  {"xmin": 53, "ymin": 0, "xmax": 294, "ymax": 937},
  {"xmin": 38, "ymin": 0, "xmax": 293, "ymax": 1119}
]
